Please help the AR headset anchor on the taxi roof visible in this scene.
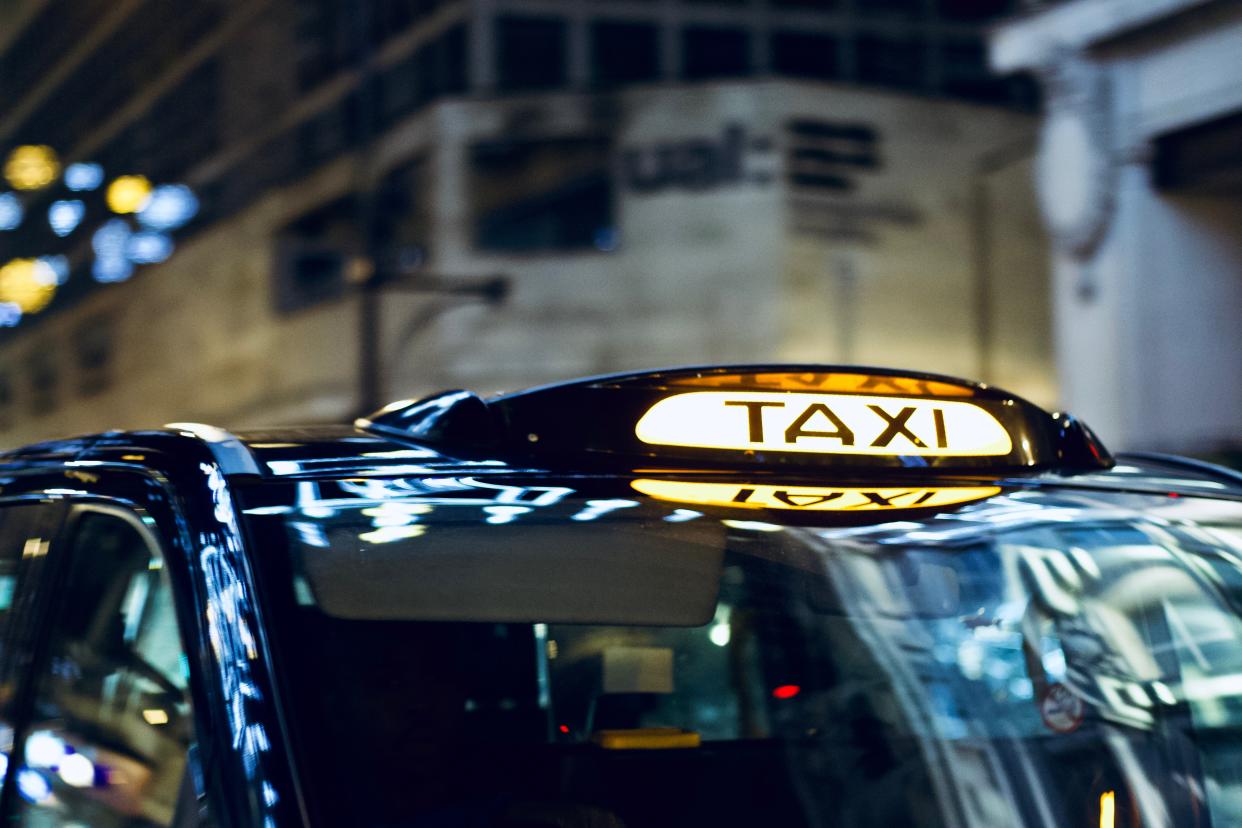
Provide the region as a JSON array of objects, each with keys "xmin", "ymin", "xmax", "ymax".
[{"xmin": 1, "ymin": 422, "xmax": 1239, "ymax": 504}]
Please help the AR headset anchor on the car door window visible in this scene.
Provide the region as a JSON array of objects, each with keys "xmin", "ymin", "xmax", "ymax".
[
  {"xmin": 0, "ymin": 503, "xmax": 60, "ymax": 777},
  {"xmin": 9, "ymin": 509, "xmax": 195, "ymax": 827}
]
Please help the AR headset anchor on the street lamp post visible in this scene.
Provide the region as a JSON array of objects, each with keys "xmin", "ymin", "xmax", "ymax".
[
  {"xmin": 348, "ymin": 3, "xmax": 510, "ymax": 418},
  {"xmin": 354, "ymin": 265, "xmax": 510, "ymax": 418}
]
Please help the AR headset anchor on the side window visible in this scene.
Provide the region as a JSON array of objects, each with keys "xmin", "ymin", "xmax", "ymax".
[
  {"xmin": 0, "ymin": 503, "xmax": 59, "ymax": 765},
  {"xmin": 11, "ymin": 510, "xmax": 195, "ymax": 827}
]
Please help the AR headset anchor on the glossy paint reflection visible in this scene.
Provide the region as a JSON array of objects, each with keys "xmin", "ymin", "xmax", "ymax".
[
  {"xmin": 242, "ymin": 472, "xmax": 1242, "ymax": 827},
  {"xmin": 198, "ymin": 462, "xmax": 281, "ymax": 825}
]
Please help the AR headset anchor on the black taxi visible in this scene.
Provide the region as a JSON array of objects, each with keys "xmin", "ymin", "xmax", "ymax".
[{"xmin": 0, "ymin": 365, "xmax": 1238, "ymax": 828}]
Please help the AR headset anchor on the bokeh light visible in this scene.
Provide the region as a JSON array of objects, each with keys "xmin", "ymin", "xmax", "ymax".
[
  {"xmin": 0, "ymin": 303, "xmax": 21, "ymax": 327},
  {"xmin": 16, "ymin": 769, "xmax": 51, "ymax": 804},
  {"xmin": 4, "ymin": 145, "xmax": 59, "ymax": 190},
  {"xmin": 36, "ymin": 255, "xmax": 70, "ymax": 285},
  {"xmin": 0, "ymin": 192, "xmax": 21, "ymax": 231},
  {"xmin": 92, "ymin": 217, "xmax": 132, "ymax": 258},
  {"xmin": 48, "ymin": 199, "xmax": 85, "ymax": 237},
  {"xmin": 0, "ymin": 259, "xmax": 57, "ymax": 313},
  {"xmin": 127, "ymin": 230, "xmax": 174, "ymax": 264},
  {"xmin": 92, "ymin": 256, "xmax": 134, "ymax": 284},
  {"xmin": 106, "ymin": 174, "xmax": 153, "ymax": 214},
  {"xmin": 23, "ymin": 732, "xmax": 64, "ymax": 768},
  {"xmin": 137, "ymin": 183, "xmax": 198, "ymax": 231},
  {"xmin": 64, "ymin": 161, "xmax": 104, "ymax": 192},
  {"xmin": 57, "ymin": 752, "xmax": 95, "ymax": 788},
  {"xmin": 93, "ymin": 218, "xmax": 136, "ymax": 280}
]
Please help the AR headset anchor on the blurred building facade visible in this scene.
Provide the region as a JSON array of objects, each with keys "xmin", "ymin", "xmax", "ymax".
[
  {"xmin": 992, "ymin": 0, "xmax": 1242, "ymax": 455},
  {"xmin": 0, "ymin": 0, "xmax": 1050, "ymax": 445}
]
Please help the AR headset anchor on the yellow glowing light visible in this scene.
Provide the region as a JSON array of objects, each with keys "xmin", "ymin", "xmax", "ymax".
[
  {"xmin": 106, "ymin": 174, "xmax": 153, "ymax": 214},
  {"xmin": 635, "ymin": 391, "xmax": 1012, "ymax": 457},
  {"xmin": 0, "ymin": 258, "xmax": 57, "ymax": 313},
  {"xmin": 1099, "ymin": 790, "xmax": 1115, "ymax": 828},
  {"xmin": 593, "ymin": 728, "xmax": 700, "ymax": 750},
  {"xmin": 633, "ymin": 480, "xmax": 1002, "ymax": 512},
  {"xmin": 142, "ymin": 708, "xmax": 170, "ymax": 726},
  {"xmin": 668, "ymin": 372, "xmax": 974, "ymax": 397},
  {"xmin": 4, "ymin": 145, "xmax": 59, "ymax": 190}
]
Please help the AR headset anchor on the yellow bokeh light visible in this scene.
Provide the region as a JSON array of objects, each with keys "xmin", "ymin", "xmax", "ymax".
[
  {"xmin": 0, "ymin": 258, "xmax": 57, "ymax": 314},
  {"xmin": 106, "ymin": 174, "xmax": 153, "ymax": 214},
  {"xmin": 4, "ymin": 145, "xmax": 60, "ymax": 190}
]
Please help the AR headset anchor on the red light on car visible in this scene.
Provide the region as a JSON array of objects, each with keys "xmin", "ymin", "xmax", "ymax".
[
  {"xmin": 772, "ymin": 684, "xmax": 801, "ymax": 700},
  {"xmin": 559, "ymin": 724, "xmax": 570, "ymax": 734}
]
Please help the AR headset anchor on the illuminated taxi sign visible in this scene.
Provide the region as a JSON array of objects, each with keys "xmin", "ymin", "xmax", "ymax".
[
  {"xmin": 634, "ymin": 392, "xmax": 1012, "ymax": 457},
  {"xmin": 633, "ymin": 480, "xmax": 1001, "ymax": 511}
]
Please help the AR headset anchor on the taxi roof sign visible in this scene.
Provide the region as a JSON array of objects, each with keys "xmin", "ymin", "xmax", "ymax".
[
  {"xmin": 634, "ymin": 391, "xmax": 1013, "ymax": 457},
  {"xmin": 359, "ymin": 365, "xmax": 1112, "ymax": 473}
]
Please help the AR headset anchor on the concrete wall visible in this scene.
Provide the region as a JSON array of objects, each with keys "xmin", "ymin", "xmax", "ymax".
[
  {"xmin": 993, "ymin": 0, "xmax": 1242, "ymax": 453},
  {"xmin": 775, "ymin": 84, "xmax": 1053, "ymax": 406},
  {"xmin": 427, "ymin": 82, "xmax": 1052, "ymax": 402},
  {"xmin": 1054, "ymin": 177, "xmax": 1242, "ymax": 453}
]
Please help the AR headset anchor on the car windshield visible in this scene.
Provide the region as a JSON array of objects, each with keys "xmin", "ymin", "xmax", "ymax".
[{"xmin": 240, "ymin": 475, "xmax": 1242, "ymax": 828}]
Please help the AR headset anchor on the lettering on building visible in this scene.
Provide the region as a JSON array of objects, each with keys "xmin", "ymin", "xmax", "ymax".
[
  {"xmin": 785, "ymin": 117, "xmax": 922, "ymax": 243},
  {"xmin": 620, "ymin": 124, "xmax": 775, "ymax": 193}
]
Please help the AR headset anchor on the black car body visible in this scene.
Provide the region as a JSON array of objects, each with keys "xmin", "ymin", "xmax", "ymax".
[{"xmin": 0, "ymin": 365, "xmax": 1238, "ymax": 827}]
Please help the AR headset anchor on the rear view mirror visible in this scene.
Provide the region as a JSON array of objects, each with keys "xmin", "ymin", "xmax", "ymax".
[{"xmin": 294, "ymin": 516, "xmax": 726, "ymax": 627}]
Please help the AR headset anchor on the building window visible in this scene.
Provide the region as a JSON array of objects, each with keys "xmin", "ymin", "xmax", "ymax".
[
  {"xmin": 379, "ymin": 25, "xmax": 467, "ymax": 124},
  {"xmin": 771, "ymin": 32, "xmax": 839, "ymax": 80},
  {"xmin": 296, "ymin": 0, "xmax": 355, "ymax": 91},
  {"xmin": 937, "ymin": 0, "xmax": 1016, "ymax": 22},
  {"xmin": 27, "ymin": 347, "xmax": 58, "ymax": 415},
  {"xmin": 497, "ymin": 16, "xmax": 568, "ymax": 92},
  {"xmin": 470, "ymin": 137, "xmax": 615, "ymax": 253},
  {"xmin": 75, "ymin": 315, "xmax": 116, "ymax": 397},
  {"xmin": 370, "ymin": 157, "xmax": 434, "ymax": 273},
  {"xmin": 591, "ymin": 21, "xmax": 661, "ymax": 87},
  {"xmin": 856, "ymin": 35, "xmax": 926, "ymax": 90},
  {"xmin": 275, "ymin": 159, "xmax": 431, "ymax": 311},
  {"xmin": 773, "ymin": 0, "xmax": 838, "ymax": 7},
  {"xmin": 858, "ymin": 0, "xmax": 923, "ymax": 16},
  {"xmin": 275, "ymin": 196, "xmax": 360, "ymax": 313},
  {"xmin": 1154, "ymin": 108, "xmax": 1242, "ymax": 192},
  {"xmin": 370, "ymin": 0, "xmax": 450, "ymax": 43},
  {"xmin": 128, "ymin": 60, "xmax": 221, "ymax": 183},
  {"xmin": 298, "ymin": 95, "xmax": 360, "ymax": 169},
  {"xmin": 682, "ymin": 27, "xmax": 751, "ymax": 80},
  {"xmin": 429, "ymin": 25, "xmax": 468, "ymax": 97},
  {"xmin": 941, "ymin": 38, "xmax": 1014, "ymax": 104}
]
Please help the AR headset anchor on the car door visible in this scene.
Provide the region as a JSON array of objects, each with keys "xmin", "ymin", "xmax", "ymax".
[
  {"xmin": 1, "ymin": 502, "xmax": 207, "ymax": 827},
  {"xmin": 0, "ymin": 498, "xmax": 64, "ymax": 780}
]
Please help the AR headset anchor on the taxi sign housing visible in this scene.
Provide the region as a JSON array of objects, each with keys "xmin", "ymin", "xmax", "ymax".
[{"xmin": 358, "ymin": 365, "xmax": 1112, "ymax": 473}]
